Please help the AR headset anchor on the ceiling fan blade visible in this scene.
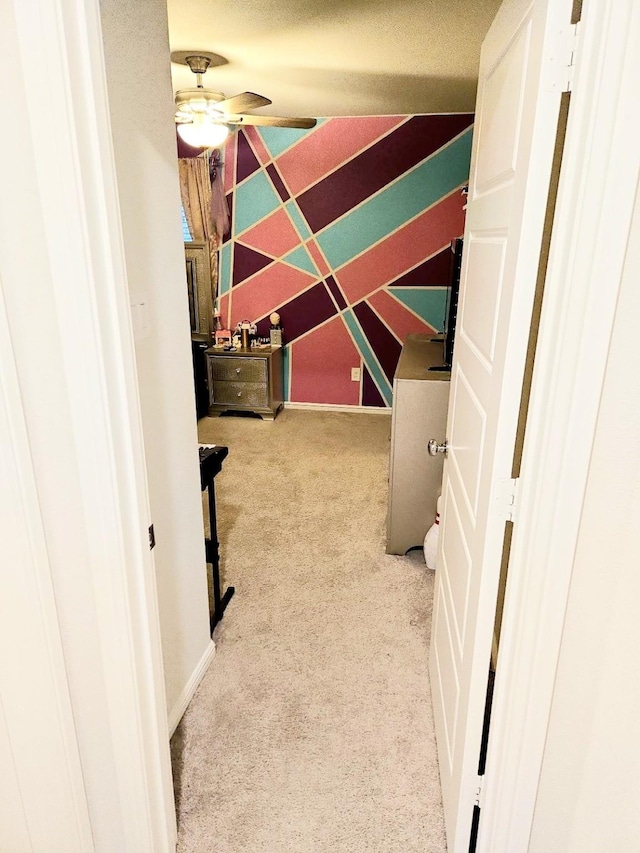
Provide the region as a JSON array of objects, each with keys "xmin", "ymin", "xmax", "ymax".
[
  {"xmin": 214, "ymin": 92, "xmax": 272, "ymax": 114},
  {"xmin": 229, "ymin": 115, "xmax": 317, "ymax": 129}
]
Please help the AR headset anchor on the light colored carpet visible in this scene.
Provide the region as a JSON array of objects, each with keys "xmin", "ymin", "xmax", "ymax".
[{"xmin": 171, "ymin": 408, "xmax": 447, "ymax": 853}]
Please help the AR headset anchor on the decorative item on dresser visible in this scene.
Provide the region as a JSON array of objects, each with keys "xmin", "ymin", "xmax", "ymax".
[
  {"xmin": 386, "ymin": 335, "xmax": 451, "ymax": 556},
  {"xmin": 206, "ymin": 346, "xmax": 284, "ymax": 420}
]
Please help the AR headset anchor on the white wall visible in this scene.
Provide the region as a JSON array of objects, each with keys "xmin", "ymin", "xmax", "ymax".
[
  {"xmin": 529, "ymin": 183, "xmax": 640, "ymax": 851},
  {"xmin": 0, "ymin": 5, "xmax": 132, "ymax": 845},
  {"xmin": 99, "ymin": 0, "xmax": 213, "ymax": 718},
  {"xmin": 2, "ymin": 0, "xmax": 179, "ymax": 845}
]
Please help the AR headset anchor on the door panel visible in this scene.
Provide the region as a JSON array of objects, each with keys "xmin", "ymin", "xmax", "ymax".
[
  {"xmin": 440, "ymin": 480, "xmax": 473, "ymax": 653},
  {"xmin": 431, "ymin": 580, "xmax": 461, "ymax": 768},
  {"xmin": 475, "ymin": 24, "xmax": 530, "ymax": 188},
  {"xmin": 429, "ymin": 0, "xmax": 572, "ymax": 849},
  {"xmin": 462, "ymin": 239, "xmax": 506, "ymax": 365},
  {"xmin": 449, "ymin": 367, "xmax": 486, "ymax": 517}
]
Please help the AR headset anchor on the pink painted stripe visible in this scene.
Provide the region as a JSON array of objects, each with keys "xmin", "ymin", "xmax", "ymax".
[
  {"xmin": 218, "ymin": 293, "xmax": 231, "ymax": 330},
  {"xmin": 368, "ymin": 290, "xmax": 437, "ymax": 340},
  {"xmin": 306, "ymin": 239, "xmax": 330, "ymax": 276},
  {"xmin": 289, "ymin": 316, "xmax": 360, "ymax": 405},
  {"xmin": 336, "ymin": 192, "xmax": 466, "ymax": 304},
  {"xmin": 229, "ymin": 263, "xmax": 316, "ymax": 327},
  {"xmin": 224, "ymin": 135, "xmax": 237, "ymax": 193},
  {"xmin": 277, "ymin": 116, "xmax": 408, "ymax": 197},
  {"xmin": 243, "ymin": 126, "xmax": 272, "ymax": 165},
  {"xmin": 239, "ymin": 207, "xmax": 301, "ymax": 258}
]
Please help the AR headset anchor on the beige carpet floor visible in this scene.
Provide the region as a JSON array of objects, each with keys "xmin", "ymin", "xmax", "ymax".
[{"xmin": 171, "ymin": 408, "xmax": 447, "ymax": 853}]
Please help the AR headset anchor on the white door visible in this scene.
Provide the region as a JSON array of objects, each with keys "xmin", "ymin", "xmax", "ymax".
[{"xmin": 429, "ymin": 0, "xmax": 574, "ymax": 849}]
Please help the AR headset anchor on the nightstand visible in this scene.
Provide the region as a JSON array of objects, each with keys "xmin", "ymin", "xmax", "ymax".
[{"xmin": 206, "ymin": 347, "xmax": 284, "ymax": 420}]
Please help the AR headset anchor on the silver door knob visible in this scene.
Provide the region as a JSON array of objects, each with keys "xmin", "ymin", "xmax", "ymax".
[{"xmin": 427, "ymin": 439, "xmax": 448, "ymax": 457}]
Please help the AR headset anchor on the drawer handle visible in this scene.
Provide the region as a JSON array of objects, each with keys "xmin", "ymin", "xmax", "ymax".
[
  {"xmin": 236, "ymin": 367, "xmax": 241, "ymax": 374},
  {"xmin": 237, "ymin": 391, "xmax": 242, "ymax": 397}
]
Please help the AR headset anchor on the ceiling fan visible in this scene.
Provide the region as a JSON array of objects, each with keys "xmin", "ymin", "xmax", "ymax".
[{"xmin": 174, "ymin": 54, "xmax": 317, "ymax": 148}]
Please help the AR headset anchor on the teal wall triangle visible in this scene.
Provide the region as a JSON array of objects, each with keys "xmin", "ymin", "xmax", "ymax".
[
  {"xmin": 259, "ymin": 122, "xmax": 324, "ymax": 159},
  {"xmin": 234, "ymin": 172, "xmax": 281, "ymax": 235},
  {"xmin": 283, "ymin": 245, "xmax": 317, "ymax": 276},
  {"xmin": 219, "ymin": 243, "xmax": 232, "ymax": 297},
  {"xmin": 389, "ymin": 287, "xmax": 448, "ymax": 332}
]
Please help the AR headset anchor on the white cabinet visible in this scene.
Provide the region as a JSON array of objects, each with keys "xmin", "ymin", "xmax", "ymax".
[{"xmin": 386, "ymin": 335, "xmax": 450, "ymax": 555}]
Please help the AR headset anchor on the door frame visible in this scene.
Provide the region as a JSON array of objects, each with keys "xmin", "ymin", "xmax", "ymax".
[
  {"xmin": 3, "ymin": 0, "xmax": 639, "ymax": 850},
  {"xmin": 2, "ymin": 0, "xmax": 176, "ymax": 848},
  {"xmin": 477, "ymin": 2, "xmax": 640, "ymax": 851}
]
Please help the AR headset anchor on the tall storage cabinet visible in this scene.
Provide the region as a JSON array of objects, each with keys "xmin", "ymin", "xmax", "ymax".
[{"xmin": 386, "ymin": 335, "xmax": 451, "ymax": 555}]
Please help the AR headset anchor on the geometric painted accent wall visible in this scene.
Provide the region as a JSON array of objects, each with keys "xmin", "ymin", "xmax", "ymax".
[{"xmin": 218, "ymin": 114, "xmax": 473, "ymax": 407}]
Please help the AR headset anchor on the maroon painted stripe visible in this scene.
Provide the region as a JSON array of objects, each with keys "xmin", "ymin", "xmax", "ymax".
[
  {"xmin": 390, "ymin": 246, "xmax": 453, "ymax": 287},
  {"xmin": 232, "ymin": 243, "xmax": 274, "ymax": 286},
  {"xmin": 362, "ymin": 366, "xmax": 386, "ymax": 408},
  {"xmin": 296, "ymin": 114, "xmax": 473, "ymax": 233},
  {"xmin": 176, "ymin": 131, "xmax": 201, "ymax": 158},
  {"xmin": 266, "ymin": 163, "xmax": 290, "ymax": 202},
  {"xmin": 236, "ymin": 131, "xmax": 261, "ymax": 184},
  {"xmin": 325, "ymin": 275, "xmax": 348, "ymax": 310},
  {"xmin": 255, "ymin": 282, "xmax": 336, "ymax": 342},
  {"xmin": 223, "ymin": 193, "xmax": 234, "ymax": 243},
  {"xmin": 352, "ymin": 301, "xmax": 402, "ymax": 384}
]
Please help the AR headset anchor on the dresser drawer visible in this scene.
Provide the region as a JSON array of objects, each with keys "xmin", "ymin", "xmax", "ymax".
[
  {"xmin": 205, "ymin": 347, "xmax": 283, "ymax": 420},
  {"xmin": 209, "ymin": 356, "xmax": 267, "ymax": 383},
  {"xmin": 211, "ymin": 380, "xmax": 268, "ymax": 409}
]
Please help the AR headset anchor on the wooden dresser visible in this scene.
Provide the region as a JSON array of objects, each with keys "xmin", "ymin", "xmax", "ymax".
[
  {"xmin": 386, "ymin": 335, "xmax": 450, "ymax": 555},
  {"xmin": 206, "ymin": 347, "xmax": 284, "ymax": 420}
]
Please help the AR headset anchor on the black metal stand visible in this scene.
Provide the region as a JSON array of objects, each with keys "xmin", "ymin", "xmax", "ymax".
[{"xmin": 199, "ymin": 445, "xmax": 234, "ymax": 633}]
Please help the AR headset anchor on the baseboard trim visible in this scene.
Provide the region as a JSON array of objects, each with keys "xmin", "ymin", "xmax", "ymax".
[
  {"xmin": 167, "ymin": 639, "xmax": 216, "ymax": 737},
  {"xmin": 283, "ymin": 402, "xmax": 392, "ymax": 415}
]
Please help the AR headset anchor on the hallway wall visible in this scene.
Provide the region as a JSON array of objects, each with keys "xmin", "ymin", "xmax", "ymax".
[
  {"xmin": 100, "ymin": 0, "xmax": 213, "ymax": 719},
  {"xmin": 217, "ymin": 116, "xmax": 472, "ymax": 406}
]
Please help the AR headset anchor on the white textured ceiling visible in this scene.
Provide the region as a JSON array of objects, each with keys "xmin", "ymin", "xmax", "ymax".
[{"xmin": 167, "ymin": 0, "xmax": 501, "ymax": 119}]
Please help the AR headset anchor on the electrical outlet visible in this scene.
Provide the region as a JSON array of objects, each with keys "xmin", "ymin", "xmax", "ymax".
[{"xmin": 351, "ymin": 367, "xmax": 361, "ymax": 382}]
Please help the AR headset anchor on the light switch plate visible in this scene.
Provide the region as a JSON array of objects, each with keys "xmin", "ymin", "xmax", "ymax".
[{"xmin": 130, "ymin": 293, "xmax": 150, "ymax": 341}]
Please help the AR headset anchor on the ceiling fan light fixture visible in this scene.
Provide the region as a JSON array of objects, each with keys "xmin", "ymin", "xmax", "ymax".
[
  {"xmin": 173, "ymin": 50, "xmax": 317, "ymax": 140},
  {"xmin": 177, "ymin": 116, "xmax": 230, "ymax": 149},
  {"xmin": 188, "ymin": 97, "xmax": 209, "ymax": 113}
]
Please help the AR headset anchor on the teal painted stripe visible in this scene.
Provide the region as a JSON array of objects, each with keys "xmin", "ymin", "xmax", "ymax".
[
  {"xmin": 219, "ymin": 242, "xmax": 232, "ymax": 297},
  {"xmin": 259, "ymin": 120, "xmax": 325, "ymax": 160},
  {"xmin": 316, "ymin": 129, "xmax": 473, "ymax": 270},
  {"xmin": 286, "ymin": 201, "xmax": 312, "ymax": 241},
  {"xmin": 181, "ymin": 206, "xmax": 192, "ymax": 241},
  {"xmin": 282, "ymin": 345, "xmax": 290, "ymax": 401},
  {"xmin": 390, "ymin": 287, "xmax": 447, "ymax": 332},
  {"xmin": 282, "ymin": 245, "xmax": 317, "ymax": 275},
  {"xmin": 234, "ymin": 171, "xmax": 281, "ymax": 234},
  {"xmin": 343, "ymin": 310, "xmax": 392, "ymax": 406}
]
